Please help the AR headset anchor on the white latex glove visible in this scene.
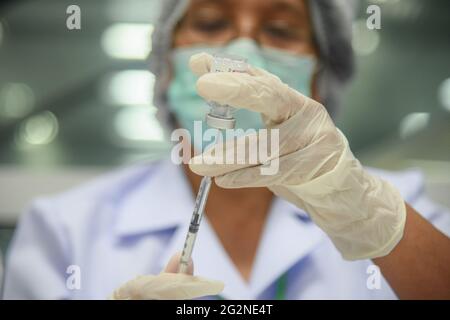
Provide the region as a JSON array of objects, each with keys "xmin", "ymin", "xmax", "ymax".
[
  {"xmin": 188, "ymin": 52, "xmax": 407, "ymax": 260},
  {"xmin": 111, "ymin": 253, "xmax": 224, "ymax": 300}
]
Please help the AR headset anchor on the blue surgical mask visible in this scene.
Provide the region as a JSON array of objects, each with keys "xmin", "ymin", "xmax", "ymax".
[{"xmin": 167, "ymin": 38, "xmax": 315, "ymax": 149}]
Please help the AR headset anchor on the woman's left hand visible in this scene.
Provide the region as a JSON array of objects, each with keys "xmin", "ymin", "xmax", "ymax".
[
  {"xmin": 111, "ymin": 253, "xmax": 224, "ymax": 300},
  {"xmin": 189, "ymin": 52, "xmax": 406, "ymax": 261}
]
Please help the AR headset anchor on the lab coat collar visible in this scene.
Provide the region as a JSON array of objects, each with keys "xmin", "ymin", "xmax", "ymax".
[
  {"xmin": 159, "ymin": 216, "xmax": 256, "ymax": 299},
  {"xmin": 113, "ymin": 159, "xmax": 193, "ymax": 236},
  {"xmin": 114, "ymin": 159, "xmax": 325, "ymax": 299},
  {"xmin": 249, "ymin": 198, "xmax": 324, "ymax": 297},
  {"xmin": 157, "ymin": 197, "xmax": 324, "ymax": 300}
]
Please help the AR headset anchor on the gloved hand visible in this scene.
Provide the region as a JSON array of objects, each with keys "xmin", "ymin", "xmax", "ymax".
[
  {"xmin": 188, "ymin": 52, "xmax": 407, "ymax": 260},
  {"xmin": 111, "ymin": 253, "xmax": 224, "ymax": 300}
]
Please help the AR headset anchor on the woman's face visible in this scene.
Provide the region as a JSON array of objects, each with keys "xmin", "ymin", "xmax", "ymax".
[
  {"xmin": 172, "ymin": 0, "xmax": 319, "ymax": 98},
  {"xmin": 173, "ymin": 0, "xmax": 317, "ymax": 56}
]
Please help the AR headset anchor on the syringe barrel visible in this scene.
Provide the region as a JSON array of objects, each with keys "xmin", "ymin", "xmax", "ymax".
[{"xmin": 178, "ymin": 175, "xmax": 213, "ymax": 274}]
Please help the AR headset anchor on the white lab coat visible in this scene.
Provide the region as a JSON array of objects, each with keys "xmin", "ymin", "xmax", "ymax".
[{"xmin": 2, "ymin": 159, "xmax": 450, "ymax": 299}]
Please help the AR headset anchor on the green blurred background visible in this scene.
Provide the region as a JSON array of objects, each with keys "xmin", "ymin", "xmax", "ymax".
[{"xmin": 0, "ymin": 0, "xmax": 449, "ymax": 253}]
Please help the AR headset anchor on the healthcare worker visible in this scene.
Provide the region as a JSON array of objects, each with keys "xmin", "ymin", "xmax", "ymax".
[{"xmin": 3, "ymin": 0, "xmax": 450, "ymax": 300}]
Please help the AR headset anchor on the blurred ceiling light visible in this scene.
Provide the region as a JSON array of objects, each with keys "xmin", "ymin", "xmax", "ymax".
[
  {"xmin": 352, "ymin": 20, "xmax": 380, "ymax": 56},
  {"xmin": 438, "ymin": 78, "xmax": 450, "ymax": 112},
  {"xmin": 0, "ymin": 83, "xmax": 35, "ymax": 122},
  {"xmin": 17, "ymin": 111, "xmax": 59, "ymax": 146},
  {"xmin": 114, "ymin": 106, "xmax": 164, "ymax": 141},
  {"xmin": 101, "ymin": 70, "xmax": 154, "ymax": 106},
  {"xmin": 101, "ymin": 23, "xmax": 153, "ymax": 60},
  {"xmin": 373, "ymin": 0, "xmax": 423, "ymax": 20},
  {"xmin": 399, "ymin": 112, "xmax": 430, "ymax": 139}
]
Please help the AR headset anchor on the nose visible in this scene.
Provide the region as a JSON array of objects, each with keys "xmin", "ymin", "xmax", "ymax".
[{"xmin": 232, "ymin": 16, "xmax": 260, "ymax": 43}]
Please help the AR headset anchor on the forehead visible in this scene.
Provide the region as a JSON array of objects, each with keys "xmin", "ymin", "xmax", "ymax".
[{"xmin": 187, "ymin": 0, "xmax": 309, "ymax": 15}]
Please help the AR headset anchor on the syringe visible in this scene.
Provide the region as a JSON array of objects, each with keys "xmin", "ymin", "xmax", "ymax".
[{"xmin": 178, "ymin": 53, "xmax": 249, "ymax": 274}]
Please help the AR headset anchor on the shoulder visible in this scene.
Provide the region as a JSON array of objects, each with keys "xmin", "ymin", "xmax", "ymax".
[
  {"xmin": 21, "ymin": 160, "xmax": 166, "ymax": 232},
  {"xmin": 51, "ymin": 161, "xmax": 161, "ymax": 203}
]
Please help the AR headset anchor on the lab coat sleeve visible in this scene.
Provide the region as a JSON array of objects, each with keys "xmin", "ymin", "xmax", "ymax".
[{"xmin": 2, "ymin": 198, "xmax": 70, "ymax": 299}]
